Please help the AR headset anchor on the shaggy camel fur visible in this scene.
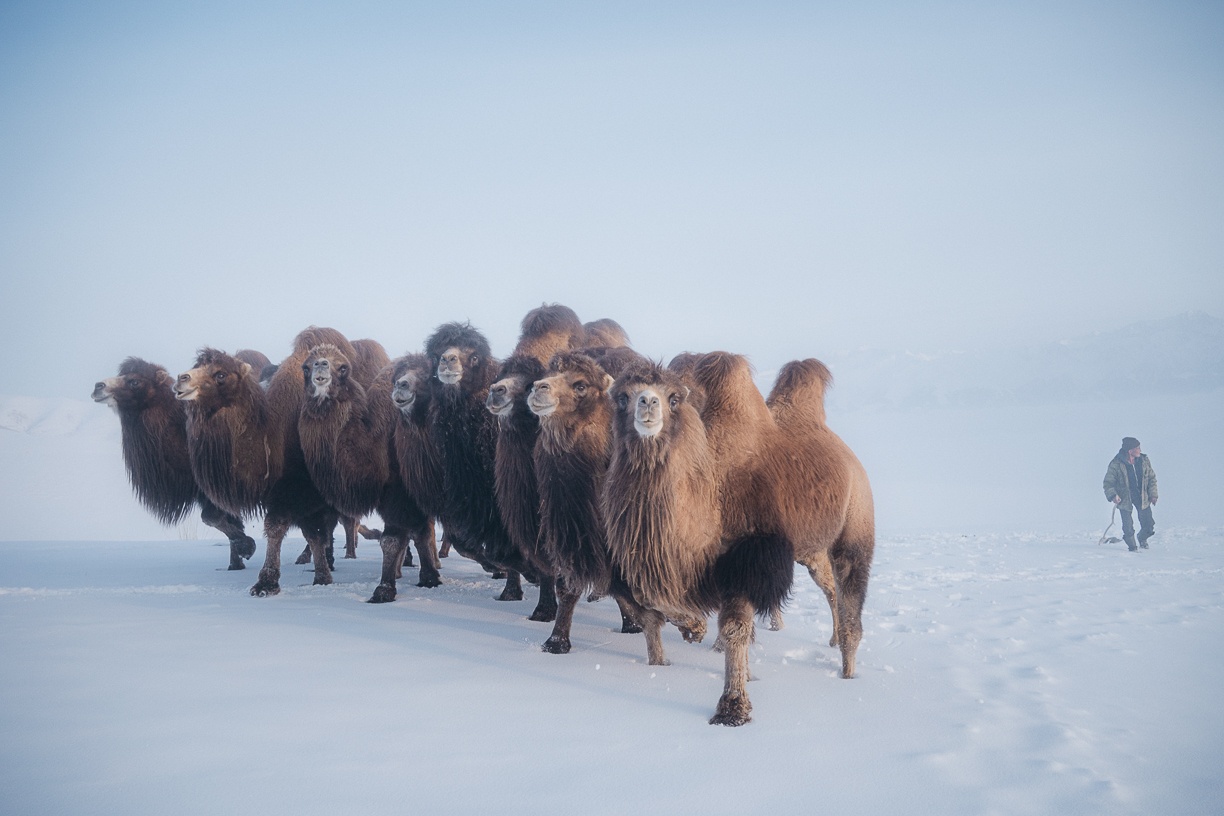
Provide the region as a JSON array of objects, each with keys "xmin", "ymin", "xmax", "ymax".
[
  {"xmin": 527, "ymin": 350, "xmax": 652, "ymax": 653},
  {"xmin": 175, "ymin": 327, "xmax": 370, "ymax": 596},
  {"xmin": 603, "ymin": 353, "xmax": 873, "ymax": 726},
  {"xmin": 92, "ymin": 354, "xmax": 266, "ymax": 570},
  {"xmin": 298, "ymin": 341, "xmax": 441, "ymax": 603},
  {"xmin": 486, "ymin": 303, "xmax": 603, "ymax": 622},
  {"xmin": 425, "ymin": 321, "xmax": 535, "ymax": 599}
]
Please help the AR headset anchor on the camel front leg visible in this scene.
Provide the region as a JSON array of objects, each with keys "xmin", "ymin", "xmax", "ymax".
[
  {"xmin": 251, "ymin": 516, "xmax": 289, "ymax": 597},
  {"xmin": 199, "ymin": 500, "xmax": 256, "ymax": 570},
  {"xmin": 368, "ymin": 529, "xmax": 409, "ymax": 603},
  {"xmin": 301, "ymin": 512, "xmax": 335, "ymax": 587},
  {"xmin": 413, "ymin": 522, "xmax": 442, "ymax": 588},
  {"xmin": 528, "ymin": 574, "xmax": 558, "ymax": 622},
  {"xmin": 497, "ymin": 570, "xmax": 524, "ymax": 601},
  {"xmin": 542, "ymin": 581, "xmax": 581, "ymax": 654},
  {"xmin": 710, "ymin": 597, "xmax": 754, "ymax": 726}
]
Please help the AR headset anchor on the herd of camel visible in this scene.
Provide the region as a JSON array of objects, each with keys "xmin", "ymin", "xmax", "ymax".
[{"xmin": 92, "ymin": 303, "xmax": 874, "ymax": 726}]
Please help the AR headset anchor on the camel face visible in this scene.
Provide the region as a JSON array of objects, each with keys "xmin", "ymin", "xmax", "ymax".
[
  {"xmin": 92, "ymin": 376, "xmax": 122, "ymax": 409},
  {"xmin": 303, "ymin": 345, "xmax": 350, "ymax": 401},
  {"xmin": 391, "ymin": 371, "xmax": 419, "ymax": 415},
  {"xmin": 633, "ymin": 386, "xmax": 666, "ymax": 437},
  {"xmin": 173, "ymin": 367, "xmax": 207, "ymax": 401},
  {"xmin": 97, "ymin": 362, "xmax": 176, "ymax": 412},
  {"xmin": 486, "ymin": 375, "xmax": 526, "ymax": 418},
  {"xmin": 436, "ymin": 347, "xmax": 471, "ymax": 386},
  {"xmin": 526, "ymin": 376, "xmax": 560, "ymax": 418},
  {"xmin": 174, "ymin": 353, "xmax": 253, "ymax": 404}
]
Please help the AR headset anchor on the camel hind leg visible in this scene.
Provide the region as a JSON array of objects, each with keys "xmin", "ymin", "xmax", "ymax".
[
  {"xmin": 829, "ymin": 529, "xmax": 873, "ymax": 679},
  {"xmin": 797, "ymin": 549, "xmax": 840, "ymax": 647}
]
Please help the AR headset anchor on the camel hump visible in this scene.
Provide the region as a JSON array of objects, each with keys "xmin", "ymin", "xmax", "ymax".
[
  {"xmin": 291, "ymin": 326, "xmax": 353, "ymax": 357},
  {"xmin": 352, "ymin": 339, "xmax": 391, "ymax": 385},
  {"xmin": 582, "ymin": 318, "xmax": 630, "ymax": 349},
  {"xmin": 234, "ymin": 349, "xmax": 272, "ymax": 374},
  {"xmin": 768, "ymin": 358, "xmax": 833, "ymax": 423},
  {"xmin": 520, "ymin": 303, "xmax": 583, "ymax": 342}
]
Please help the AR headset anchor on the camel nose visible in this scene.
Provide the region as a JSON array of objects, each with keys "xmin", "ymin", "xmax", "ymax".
[
  {"xmin": 490, "ymin": 383, "xmax": 506, "ymax": 397},
  {"xmin": 535, "ymin": 382, "xmax": 550, "ymax": 393},
  {"xmin": 178, "ymin": 373, "xmax": 190, "ymax": 384},
  {"xmin": 94, "ymin": 381, "xmax": 104, "ymax": 391},
  {"xmin": 638, "ymin": 394, "xmax": 659, "ymax": 409}
]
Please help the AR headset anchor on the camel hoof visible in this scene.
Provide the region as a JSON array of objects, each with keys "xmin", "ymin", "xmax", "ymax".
[
  {"xmin": 236, "ymin": 538, "xmax": 257, "ymax": 560},
  {"xmin": 528, "ymin": 607, "xmax": 557, "ymax": 622},
  {"xmin": 497, "ymin": 588, "xmax": 524, "ymax": 602},
  {"xmin": 227, "ymin": 560, "xmax": 246, "ymax": 571},
  {"xmin": 542, "ymin": 637, "xmax": 571, "ymax": 654},
  {"xmin": 416, "ymin": 572, "xmax": 442, "ymax": 589},
  {"xmin": 250, "ymin": 583, "xmax": 279, "ymax": 598},
  {"xmin": 294, "ymin": 552, "xmax": 311, "ymax": 566},
  {"xmin": 312, "ymin": 573, "xmax": 334, "ymax": 587},
  {"xmin": 344, "ymin": 550, "xmax": 357, "ymax": 560},
  {"xmin": 620, "ymin": 621, "xmax": 643, "ymax": 635},
  {"xmin": 709, "ymin": 695, "xmax": 752, "ymax": 727},
  {"xmin": 368, "ymin": 585, "xmax": 396, "ymax": 604}
]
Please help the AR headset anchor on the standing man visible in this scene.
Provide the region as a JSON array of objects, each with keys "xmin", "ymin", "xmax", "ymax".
[{"xmin": 1103, "ymin": 436, "xmax": 1158, "ymax": 551}]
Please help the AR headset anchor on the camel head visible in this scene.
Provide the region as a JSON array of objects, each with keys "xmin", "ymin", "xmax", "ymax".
[
  {"xmin": 93, "ymin": 358, "xmax": 175, "ymax": 414},
  {"xmin": 390, "ymin": 354, "xmax": 431, "ymax": 417},
  {"xmin": 610, "ymin": 361, "xmax": 692, "ymax": 441},
  {"xmin": 487, "ymin": 354, "xmax": 546, "ymax": 419},
  {"xmin": 528, "ymin": 351, "xmax": 613, "ymax": 423},
  {"xmin": 174, "ymin": 348, "xmax": 253, "ymax": 404},
  {"xmin": 302, "ymin": 344, "xmax": 351, "ymax": 402},
  {"xmin": 425, "ymin": 322, "xmax": 493, "ymax": 392},
  {"xmin": 436, "ymin": 346, "xmax": 478, "ymax": 386},
  {"xmin": 486, "ymin": 375, "xmax": 526, "ymax": 417}
]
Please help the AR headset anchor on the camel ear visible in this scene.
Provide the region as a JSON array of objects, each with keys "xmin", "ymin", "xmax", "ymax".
[
  {"xmin": 684, "ymin": 386, "xmax": 691, "ymax": 400},
  {"xmin": 602, "ymin": 374, "xmax": 614, "ymax": 392},
  {"xmin": 240, "ymin": 362, "xmax": 252, "ymax": 379},
  {"xmin": 155, "ymin": 369, "xmax": 174, "ymax": 388}
]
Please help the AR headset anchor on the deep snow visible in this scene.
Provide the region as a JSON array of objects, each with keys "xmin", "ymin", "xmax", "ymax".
[
  {"xmin": 2, "ymin": 317, "xmax": 1221, "ymax": 813},
  {"xmin": 1, "ymin": 528, "xmax": 1221, "ymax": 815}
]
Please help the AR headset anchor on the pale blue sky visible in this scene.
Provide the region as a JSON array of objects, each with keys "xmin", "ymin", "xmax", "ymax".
[{"xmin": 2, "ymin": 1, "xmax": 1222, "ymax": 398}]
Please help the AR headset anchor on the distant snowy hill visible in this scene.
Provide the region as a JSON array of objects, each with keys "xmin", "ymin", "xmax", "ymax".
[{"xmin": 819, "ymin": 311, "xmax": 1224, "ymax": 411}]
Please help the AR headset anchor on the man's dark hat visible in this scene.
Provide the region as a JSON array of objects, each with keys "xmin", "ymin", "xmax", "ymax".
[{"xmin": 1121, "ymin": 436, "xmax": 1141, "ymax": 451}]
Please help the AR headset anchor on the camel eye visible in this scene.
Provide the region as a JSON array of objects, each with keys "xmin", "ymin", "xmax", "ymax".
[
  {"xmin": 469, "ymin": 355, "xmax": 479, "ymax": 367},
  {"xmin": 575, "ymin": 381, "xmax": 587, "ymax": 394},
  {"xmin": 126, "ymin": 378, "xmax": 140, "ymax": 389},
  {"xmin": 215, "ymin": 371, "xmax": 227, "ymax": 383},
  {"xmin": 338, "ymin": 364, "xmax": 349, "ymax": 376},
  {"xmin": 617, "ymin": 393, "xmax": 629, "ymax": 410},
  {"xmin": 669, "ymin": 394, "xmax": 680, "ymax": 410}
]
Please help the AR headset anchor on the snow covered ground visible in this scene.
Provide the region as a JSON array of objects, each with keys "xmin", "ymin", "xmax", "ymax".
[
  {"xmin": 1, "ymin": 527, "xmax": 1221, "ymax": 815},
  {"xmin": 2, "ymin": 317, "xmax": 1220, "ymax": 813}
]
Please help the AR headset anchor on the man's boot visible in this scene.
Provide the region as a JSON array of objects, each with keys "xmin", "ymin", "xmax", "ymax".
[
  {"xmin": 1124, "ymin": 534, "xmax": 1138, "ymax": 552},
  {"xmin": 1138, "ymin": 531, "xmax": 1152, "ymax": 549}
]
